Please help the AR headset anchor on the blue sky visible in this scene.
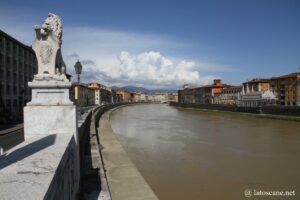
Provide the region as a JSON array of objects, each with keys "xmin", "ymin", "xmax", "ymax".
[{"xmin": 1, "ymin": 0, "xmax": 299, "ymax": 89}]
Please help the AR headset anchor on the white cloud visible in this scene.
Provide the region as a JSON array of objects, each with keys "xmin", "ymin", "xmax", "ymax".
[{"xmin": 114, "ymin": 51, "xmax": 217, "ymax": 88}]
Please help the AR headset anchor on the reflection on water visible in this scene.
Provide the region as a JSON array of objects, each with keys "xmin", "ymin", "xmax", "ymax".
[{"xmin": 110, "ymin": 104, "xmax": 300, "ymax": 200}]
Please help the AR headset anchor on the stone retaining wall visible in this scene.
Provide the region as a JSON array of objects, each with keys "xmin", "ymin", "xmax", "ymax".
[
  {"xmin": 262, "ymin": 105, "xmax": 300, "ymax": 116},
  {"xmin": 170, "ymin": 102, "xmax": 300, "ymax": 117},
  {"xmin": 170, "ymin": 102, "xmax": 260, "ymax": 113}
]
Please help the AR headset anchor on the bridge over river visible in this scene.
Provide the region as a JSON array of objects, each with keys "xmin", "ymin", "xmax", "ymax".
[{"xmin": 110, "ymin": 104, "xmax": 300, "ymax": 200}]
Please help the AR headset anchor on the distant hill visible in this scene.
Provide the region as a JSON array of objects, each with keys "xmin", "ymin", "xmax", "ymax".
[{"xmin": 111, "ymin": 86, "xmax": 177, "ymax": 94}]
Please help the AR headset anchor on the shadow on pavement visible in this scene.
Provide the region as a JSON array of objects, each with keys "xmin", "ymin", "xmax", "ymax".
[{"xmin": 0, "ymin": 134, "xmax": 56, "ymax": 170}]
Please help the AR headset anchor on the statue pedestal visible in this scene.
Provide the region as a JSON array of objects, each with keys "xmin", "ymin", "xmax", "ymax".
[{"xmin": 24, "ymin": 80, "xmax": 77, "ymax": 140}]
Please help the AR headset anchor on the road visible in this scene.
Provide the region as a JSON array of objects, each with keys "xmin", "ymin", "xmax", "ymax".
[{"xmin": 0, "ymin": 124, "xmax": 24, "ymax": 153}]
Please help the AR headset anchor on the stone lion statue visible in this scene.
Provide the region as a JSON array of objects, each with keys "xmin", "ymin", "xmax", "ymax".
[
  {"xmin": 43, "ymin": 13, "xmax": 63, "ymax": 45},
  {"xmin": 32, "ymin": 13, "xmax": 66, "ymax": 80},
  {"xmin": 34, "ymin": 13, "xmax": 63, "ymax": 45}
]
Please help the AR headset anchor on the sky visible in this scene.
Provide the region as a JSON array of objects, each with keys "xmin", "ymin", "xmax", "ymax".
[{"xmin": 0, "ymin": 0, "xmax": 299, "ymax": 89}]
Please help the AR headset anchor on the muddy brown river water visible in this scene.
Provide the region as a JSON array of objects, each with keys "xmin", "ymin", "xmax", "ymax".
[{"xmin": 110, "ymin": 104, "xmax": 300, "ymax": 200}]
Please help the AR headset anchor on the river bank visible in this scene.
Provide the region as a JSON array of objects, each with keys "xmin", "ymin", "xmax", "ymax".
[{"xmin": 170, "ymin": 102, "xmax": 300, "ymax": 122}]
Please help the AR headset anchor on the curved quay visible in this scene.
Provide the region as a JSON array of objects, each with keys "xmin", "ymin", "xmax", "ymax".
[{"xmin": 98, "ymin": 104, "xmax": 159, "ymax": 200}]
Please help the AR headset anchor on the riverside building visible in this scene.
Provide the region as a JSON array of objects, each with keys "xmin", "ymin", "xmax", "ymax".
[
  {"xmin": 194, "ymin": 79, "xmax": 229, "ymax": 104},
  {"xmin": 71, "ymin": 82, "xmax": 95, "ymax": 107},
  {"xmin": 115, "ymin": 90, "xmax": 131, "ymax": 102},
  {"xmin": 87, "ymin": 82, "xmax": 112, "ymax": 105},
  {"xmin": 214, "ymin": 86, "xmax": 242, "ymax": 105},
  {"xmin": 270, "ymin": 72, "xmax": 300, "ymax": 106},
  {"xmin": 178, "ymin": 85, "xmax": 195, "ymax": 103},
  {"xmin": 0, "ymin": 30, "xmax": 38, "ymax": 120},
  {"xmin": 238, "ymin": 78, "xmax": 276, "ymax": 107}
]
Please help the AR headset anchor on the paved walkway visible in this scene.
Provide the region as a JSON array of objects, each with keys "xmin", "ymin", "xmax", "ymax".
[{"xmin": 0, "ymin": 123, "xmax": 23, "ymax": 136}]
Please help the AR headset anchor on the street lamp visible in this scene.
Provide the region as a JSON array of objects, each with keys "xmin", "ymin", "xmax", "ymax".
[
  {"xmin": 74, "ymin": 60, "xmax": 83, "ymax": 83},
  {"xmin": 74, "ymin": 60, "xmax": 83, "ymax": 117}
]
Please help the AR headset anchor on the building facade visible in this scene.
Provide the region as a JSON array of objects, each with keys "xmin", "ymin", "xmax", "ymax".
[
  {"xmin": 99, "ymin": 85, "xmax": 112, "ymax": 104},
  {"xmin": 71, "ymin": 83, "xmax": 95, "ymax": 107},
  {"xmin": 214, "ymin": 86, "xmax": 242, "ymax": 105},
  {"xmin": 140, "ymin": 93, "xmax": 148, "ymax": 102},
  {"xmin": 178, "ymin": 87, "xmax": 195, "ymax": 103},
  {"xmin": 194, "ymin": 79, "xmax": 229, "ymax": 104},
  {"xmin": 115, "ymin": 90, "xmax": 131, "ymax": 102},
  {"xmin": 167, "ymin": 93, "xmax": 178, "ymax": 102},
  {"xmin": 0, "ymin": 30, "xmax": 38, "ymax": 120},
  {"xmin": 87, "ymin": 82, "xmax": 112, "ymax": 105},
  {"xmin": 238, "ymin": 78, "xmax": 276, "ymax": 107},
  {"xmin": 87, "ymin": 82, "xmax": 100, "ymax": 105},
  {"xmin": 131, "ymin": 92, "xmax": 141, "ymax": 102},
  {"xmin": 270, "ymin": 73, "xmax": 300, "ymax": 106}
]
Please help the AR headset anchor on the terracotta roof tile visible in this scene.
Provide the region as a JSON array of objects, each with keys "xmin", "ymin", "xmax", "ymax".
[{"xmin": 270, "ymin": 72, "xmax": 300, "ymax": 80}]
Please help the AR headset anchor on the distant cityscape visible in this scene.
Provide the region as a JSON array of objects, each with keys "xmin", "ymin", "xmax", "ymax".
[{"xmin": 178, "ymin": 73, "xmax": 300, "ymax": 107}]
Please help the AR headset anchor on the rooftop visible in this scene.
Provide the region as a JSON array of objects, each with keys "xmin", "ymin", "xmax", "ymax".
[
  {"xmin": 270, "ymin": 72, "xmax": 300, "ymax": 80},
  {"xmin": 222, "ymin": 86, "xmax": 243, "ymax": 90},
  {"xmin": 0, "ymin": 29, "xmax": 34, "ymax": 52},
  {"xmin": 243, "ymin": 78, "xmax": 270, "ymax": 84}
]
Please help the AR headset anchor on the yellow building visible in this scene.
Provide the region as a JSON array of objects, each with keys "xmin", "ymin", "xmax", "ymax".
[
  {"xmin": 115, "ymin": 90, "xmax": 131, "ymax": 102},
  {"xmin": 71, "ymin": 83, "xmax": 95, "ymax": 107},
  {"xmin": 270, "ymin": 72, "xmax": 300, "ymax": 106},
  {"xmin": 131, "ymin": 92, "xmax": 141, "ymax": 102}
]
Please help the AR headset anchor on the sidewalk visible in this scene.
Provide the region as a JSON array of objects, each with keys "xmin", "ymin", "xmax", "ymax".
[{"xmin": 0, "ymin": 123, "xmax": 24, "ymax": 136}]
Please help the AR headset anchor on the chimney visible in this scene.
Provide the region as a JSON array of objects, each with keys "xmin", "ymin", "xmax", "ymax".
[{"xmin": 213, "ymin": 79, "xmax": 221, "ymax": 85}]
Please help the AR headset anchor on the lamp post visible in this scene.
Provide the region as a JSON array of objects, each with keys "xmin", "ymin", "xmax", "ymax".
[
  {"xmin": 74, "ymin": 60, "xmax": 83, "ymax": 115},
  {"xmin": 74, "ymin": 60, "xmax": 83, "ymax": 83}
]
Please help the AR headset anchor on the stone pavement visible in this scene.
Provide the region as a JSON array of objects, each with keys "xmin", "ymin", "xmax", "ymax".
[{"xmin": 0, "ymin": 123, "xmax": 23, "ymax": 136}]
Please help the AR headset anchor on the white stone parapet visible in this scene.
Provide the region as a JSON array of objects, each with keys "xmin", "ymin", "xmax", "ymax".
[{"xmin": 0, "ymin": 133, "xmax": 79, "ymax": 200}]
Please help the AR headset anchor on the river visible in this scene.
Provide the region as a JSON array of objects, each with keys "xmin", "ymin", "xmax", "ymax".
[{"xmin": 110, "ymin": 104, "xmax": 300, "ymax": 200}]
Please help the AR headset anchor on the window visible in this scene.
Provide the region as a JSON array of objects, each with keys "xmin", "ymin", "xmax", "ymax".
[
  {"xmin": 13, "ymin": 99, "xmax": 17, "ymax": 107},
  {"xmin": 6, "ymin": 56, "xmax": 10, "ymax": 65},
  {"xmin": 19, "ymin": 73, "xmax": 23, "ymax": 85},
  {"xmin": 6, "ymin": 41, "xmax": 10, "ymax": 54},
  {"xmin": 6, "ymin": 99, "xmax": 11, "ymax": 110},
  {"xmin": 13, "ymin": 59, "xmax": 17, "ymax": 72},
  {"xmin": 0, "ymin": 69, "xmax": 3, "ymax": 81},
  {"xmin": 6, "ymin": 70, "xmax": 10, "ymax": 80},
  {"xmin": 0, "ymin": 37, "xmax": 3, "ymax": 52},
  {"xmin": 13, "ymin": 85, "xmax": 17, "ymax": 94},
  {"xmin": 6, "ymin": 85, "xmax": 10, "ymax": 95},
  {"xmin": 13, "ymin": 72, "xmax": 17, "ymax": 81},
  {"xmin": 13, "ymin": 44, "xmax": 17, "ymax": 55}
]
